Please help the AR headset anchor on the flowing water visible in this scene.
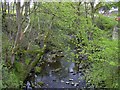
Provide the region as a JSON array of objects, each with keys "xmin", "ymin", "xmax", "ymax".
[{"xmin": 29, "ymin": 59, "xmax": 86, "ymax": 88}]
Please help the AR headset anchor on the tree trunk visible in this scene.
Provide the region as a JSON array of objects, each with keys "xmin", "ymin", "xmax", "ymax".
[
  {"xmin": 16, "ymin": 50, "xmax": 44, "ymax": 81},
  {"xmin": 11, "ymin": 2, "xmax": 22, "ymax": 65},
  {"xmin": 84, "ymin": 2, "xmax": 88, "ymax": 24},
  {"xmin": 90, "ymin": 2, "xmax": 95, "ymax": 25}
]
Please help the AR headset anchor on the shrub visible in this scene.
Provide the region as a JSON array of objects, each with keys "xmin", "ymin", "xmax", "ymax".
[
  {"xmin": 95, "ymin": 14, "xmax": 117, "ymax": 31},
  {"xmin": 2, "ymin": 66, "xmax": 23, "ymax": 88},
  {"xmin": 86, "ymin": 39, "xmax": 118, "ymax": 88}
]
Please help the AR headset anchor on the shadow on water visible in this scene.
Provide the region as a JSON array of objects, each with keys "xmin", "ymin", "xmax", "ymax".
[{"xmin": 31, "ymin": 59, "xmax": 86, "ymax": 88}]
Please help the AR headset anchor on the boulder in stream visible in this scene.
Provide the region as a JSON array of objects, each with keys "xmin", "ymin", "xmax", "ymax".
[
  {"xmin": 69, "ymin": 71, "xmax": 74, "ymax": 73},
  {"xmin": 71, "ymin": 82, "xmax": 75, "ymax": 86},
  {"xmin": 53, "ymin": 79, "xmax": 57, "ymax": 82},
  {"xmin": 37, "ymin": 82, "xmax": 44, "ymax": 86},
  {"xmin": 35, "ymin": 66, "xmax": 42, "ymax": 73},
  {"xmin": 69, "ymin": 78, "xmax": 73, "ymax": 81},
  {"xmin": 74, "ymin": 83, "xmax": 79, "ymax": 87},
  {"xmin": 66, "ymin": 82, "xmax": 70, "ymax": 84},
  {"xmin": 73, "ymin": 73, "xmax": 76, "ymax": 75},
  {"xmin": 61, "ymin": 80, "xmax": 64, "ymax": 83}
]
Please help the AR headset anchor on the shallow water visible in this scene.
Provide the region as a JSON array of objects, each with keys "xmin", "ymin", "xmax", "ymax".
[{"xmin": 35, "ymin": 59, "xmax": 86, "ymax": 88}]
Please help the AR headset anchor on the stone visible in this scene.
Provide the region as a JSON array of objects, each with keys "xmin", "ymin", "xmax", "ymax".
[
  {"xmin": 37, "ymin": 85, "xmax": 41, "ymax": 88},
  {"xmin": 35, "ymin": 66, "xmax": 42, "ymax": 73},
  {"xmin": 73, "ymin": 73, "xmax": 76, "ymax": 75},
  {"xmin": 69, "ymin": 71, "xmax": 74, "ymax": 73},
  {"xmin": 69, "ymin": 79, "xmax": 73, "ymax": 81},
  {"xmin": 79, "ymin": 70, "xmax": 82, "ymax": 73},
  {"xmin": 87, "ymin": 80, "xmax": 91, "ymax": 83},
  {"xmin": 61, "ymin": 80, "xmax": 64, "ymax": 83},
  {"xmin": 38, "ymin": 82, "xmax": 44, "ymax": 86},
  {"xmin": 74, "ymin": 83, "xmax": 79, "ymax": 87},
  {"xmin": 54, "ymin": 68, "xmax": 62, "ymax": 72},
  {"xmin": 79, "ymin": 65, "xmax": 83, "ymax": 69},
  {"xmin": 71, "ymin": 82, "xmax": 75, "ymax": 86},
  {"xmin": 53, "ymin": 79, "xmax": 56, "ymax": 81},
  {"xmin": 46, "ymin": 84, "xmax": 49, "ymax": 86},
  {"xmin": 66, "ymin": 82, "xmax": 70, "ymax": 84},
  {"xmin": 34, "ymin": 86, "xmax": 38, "ymax": 88},
  {"xmin": 35, "ymin": 74, "xmax": 37, "ymax": 78}
]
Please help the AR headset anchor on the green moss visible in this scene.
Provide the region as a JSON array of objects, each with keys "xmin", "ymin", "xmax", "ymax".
[
  {"xmin": 35, "ymin": 66, "xmax": 42, "ymax": 73},
  {"xmin": 38, "ymin": 82, "xmax": 44, "ymax": 86},
  {"xmin": 25, "ymin": 58, "xmax": 31, "ymax": 65}
]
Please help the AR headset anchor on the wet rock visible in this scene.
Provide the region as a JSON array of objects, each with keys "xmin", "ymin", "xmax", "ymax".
[
  {"xmin": 53, "ymin": 79, "xmax": 56, "ymax": 82},
  {"xmin": 69, "ymin": 78, "xmax": 73, "ymax": 81},
  {"xmin": 79, "ymin": 65, "xmax": 83, "ymax": 69},
  {"xmin": 87, "ymin": 80, "xmax": 91, "ymax": 83},
  {"xmin": 37, "ymin": 85, "xmax": 41, "ymax": 88},
  {"xmin": 78, "ymin": 70, "xmax": 82, "ymax": 73},
  {"xmin": 34, "ymin": 86, "xmax": 38, "ymax": 88},
  {"xmin": 38, "ymin": 82, "xmax": 44, "ymax": 86},
  {"xmin": 74, "ymin": 83, "xmax": 79, "ymax": 87},
  {"xmin": 69, "ymin": 71, "xmax": 74, "ymax": 73},
  {"xmin": 61, "ymin": 80, "xmax": 64, "ymax": 83},
  {"xmin": 51, "ymin": 70, "xmax": 54, "ymax": 72},
  {"xmin": 51, "ymin": 68, "xmax": 62, "ymax": 72},
  {"xmin": 73, "ymin": 73, "xmax": 76, "ymax": 75},
  {"xmin": 66, "ymin": 82, "xmax": 70, "ymax": 84},
  {"xmin": 54, "ymin": 68, "xmax": 62, "ymax": 72},
  {"xmin": 71, "ymin": 82, "xmax": 75, "ymax": 86},
  {"xmin": 34, "ymin": 81, "xmax": 37, "ymax": 85},
  {"xmin": 35, "ymin": 66, "xmax": 42, "ymax": 73},
  {"xmin": 46, "ymin": 84, "xmax": 49, "ymax": 86},
  {"xmin": 35, "ymin": 74, "xmax": 37, "ymax": 78}
]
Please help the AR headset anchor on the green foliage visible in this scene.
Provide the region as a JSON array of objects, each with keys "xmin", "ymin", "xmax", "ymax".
[
  {"xmin": 14, "ymin": 61, "xmax": 26, "ymax": 73},
  {"xmin": 25, "ymin": 58, "xmax": 31, "ymax": 65},
  {"xmin": 2, "ymin": 2, "xmax": 119, "ymax": 89},
  {"xmin": 95, "ymin": 15, "xmax": 117, "ymax": 31},
  {"xmin": 2, "ymin": 66, "xmax": 23, "ymax": 88},
  {"xmin": 0, "ymin": 63, "xmax": 2, "ymax": 89},
  {"xmin": 86, "ymin": 39, "xmax": 118, "ymax": 88}
]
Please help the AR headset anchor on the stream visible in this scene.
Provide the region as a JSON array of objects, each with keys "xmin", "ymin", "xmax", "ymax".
[{"xmin": 24, "ymin": 58, "xmax": 87, "ymax": 89}]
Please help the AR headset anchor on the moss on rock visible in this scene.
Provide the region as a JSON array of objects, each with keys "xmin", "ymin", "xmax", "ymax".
[
  {"xmin": 38, "ymin": 82, "xmax": 44, "ymax": 86},
  {"xmin": 35, "ymin": 66, "xmax": 42, "ymax": 73}
]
